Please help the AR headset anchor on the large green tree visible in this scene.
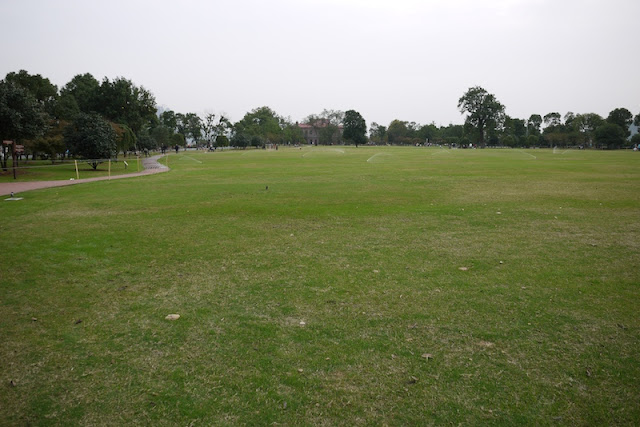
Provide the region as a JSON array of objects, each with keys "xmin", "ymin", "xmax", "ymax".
[
  {"xmin": 527, "ymin": 114, "xmax": 542, "ymax": 136},
  {"xmin": 458, "ymin": 86, "xmax": 505, "ymax": 145},
  {"xmin": 96, "ymin": 77, "xmax": 157, "ymax": 135},
  {"xmin": 572, "ymin": 113, "xmax": 603, "ymax": 146},
  {"xmin": 158, "ymin": 109, "xmax": 186, "ymax": 148},
  {"xmin": 64, "ymin": 112, "xmax": 116, "ymax": 169},
  {"xmin": 60, "ymin": 73, "xmax": 100, "ymax": 116},
  {"xmin": 111, "ymin": 123, "xmax": 137, "ymax": 156},
  {"xmin": 183, "ymin": 113, "xmax": 203, "ymax": 145},
  {"xmin": 418, "ymin": 123, "xmax": 439, "ymax": 143},
  {"xmin": 0, "ymin": 80, "xmax": 48, "ymax": 169},
  {"xmin": 202, "ymin": 113, "xmax": 218, "ymax": 146},
  {"xmin": 135, "ymin": 127, "xmax": 158, "ymax": 152},
  {"xmin": 201, "ymin": 113, "xmax": 233, "ymax": 147},
  {"xmin": 175, "ymin": 113, "xmax": 189, "ymax": 145},
  {"xmin": 369, "ymin": 122, "xmax": 387, "ymax": 144},
  {"xmin": 234, "ymin": 106, "xmax": 283, "ymax": 146},
  {"xmin": 606, "ymin": 108, "xmax": 633, "ymax": 138},
  {"xmin": 27, "ymin": 119, "xmax": 69, "ymax": 162},
  {"xmin": 150, "ymin": 124, "xmax": 172, "ymax": 149},
  {"xmin": 501, "ymin": 116, "xmax": 527, "ymax": 146},
  {"xmin": 564, "ymin": 112, "xmax": 576, "ymax": 128},
  {"xmin": 159, "ymin": 110, "xmax": 179, "ymax": 132},
  {"xmin": 5, "ymin": 70, "xmax": 58, "ymax": 115},
  {"xmin": 217, "ymin": 116, "xmax": 232, "ymax": 143},
  {"xmin": 282, "ymin": 120, "xmax": 304, "ymax": 145},
  {"xmin": 4, "ymin": 70, "xmax": 62, "ymax": 161},
  {"xmin": 542, "ymin": 112, "xmax": 567, "ymax": 147},
  {"xmin": 171, "ymin": 133, "xmax": 185, "ymax": 148},
  {"xmin": 215, "ymin": 135, "xmax": 229, "ymax": 148},
  {"xmin": 543, "ymin": 112, "xmax": 562, "ymax": 129},
  {"xmin": 387, "ymin": 120, "xmax": 409, "ymax": 144},
  {"xmin": 342, "ymin": 110, "xmax": 367, "ymax": 147},
  {"xmin": 594, "ymin": 123, "xmax": 626, "ymax": 149},
  {"xmin": 440, "ymin": 124, "xmax": 464, "ymax": 139},
  {"xmin": 230, "ymin": 132, "xmax": 250, "ymax": 149}
]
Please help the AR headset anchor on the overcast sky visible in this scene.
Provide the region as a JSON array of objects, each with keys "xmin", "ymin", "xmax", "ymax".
[{"xmin": 1, "ymin": 0, "xmax": 638, "ymax": 126}]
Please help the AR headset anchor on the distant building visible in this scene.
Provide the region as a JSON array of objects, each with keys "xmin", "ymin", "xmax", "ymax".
[
  {"xmin": 297, "ymin": 123, "xmax": 317, "ymax": 145},
  {"xmin": 298, "ymin": 119, "xmax": 343, "ymax": 145}
]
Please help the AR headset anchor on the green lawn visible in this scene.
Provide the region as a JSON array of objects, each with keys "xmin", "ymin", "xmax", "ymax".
[
  {"xmin": 1, "ymin": 146, "xmax": 639, "ymax": 425},
  {"xmin": 0, "ymin": 157, "xmax": 143, "ymax": 182}
]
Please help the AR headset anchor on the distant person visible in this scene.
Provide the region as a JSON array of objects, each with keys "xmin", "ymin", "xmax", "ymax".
[{"xmin": 175, "ymin": 144, "xmax": 179, "ymax": 154}]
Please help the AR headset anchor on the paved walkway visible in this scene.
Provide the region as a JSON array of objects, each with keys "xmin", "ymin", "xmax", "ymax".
[{"xmin": 0, "ymin": 155, "xmax": 169, "ymax": 197}]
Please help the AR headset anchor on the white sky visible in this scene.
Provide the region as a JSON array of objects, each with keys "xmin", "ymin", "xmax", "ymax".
[{"xmin": 1, "ymin": 0, "xmax": 638, "ymax": 126}]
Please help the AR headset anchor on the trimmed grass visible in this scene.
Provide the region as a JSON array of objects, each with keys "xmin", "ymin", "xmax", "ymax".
[
  {"xmin": 1, "ymin": 147, "xmax": 639, "ymax": 425},
  {"xmin": 0, "ymin": 157, "xmax": 142, "ymax": 182}
]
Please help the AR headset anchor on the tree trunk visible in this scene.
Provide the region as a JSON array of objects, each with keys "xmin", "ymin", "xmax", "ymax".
[{"xmin": 1, "ymin": 145, "xmax": 7, "ymax": 171}]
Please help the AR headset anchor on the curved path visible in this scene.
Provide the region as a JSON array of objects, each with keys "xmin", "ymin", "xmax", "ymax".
[{"xmin": 0, "ymin": 155, "xmax": 169, "ymax": 197}]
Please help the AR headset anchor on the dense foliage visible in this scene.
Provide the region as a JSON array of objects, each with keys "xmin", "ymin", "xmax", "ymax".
[
  {"xmin": 0, "ymin": 80, "xmax": 47, "ymax": 169},
  {"xmin": 342, "ymin": 110, "xmax": 367, "ymax": 147},
  {"xmin": 458, "ymin": 86, "xmax": 506, "ymax": 146},
  {"xmin": 230, "ymin": 106, "xmax": 303, "ymax": 148},
  {"xmin": 1, "ymin": 70, "xmax": 638, "ymax": 164},
  {"xmin": 64, "ymin": 112, "xmax": 116, "ymax": 169}
]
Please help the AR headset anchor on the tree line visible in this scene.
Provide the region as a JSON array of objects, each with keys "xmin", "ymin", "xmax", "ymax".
[
  {"xmin": 372, "ymin": 87, "xmax": 639, "ymax": 150},
  {"xmin": 0, "ymin": 70, "xmax": 368, "ymax": 168},
  {"xmin": 1, "ymin": 70, "xmax": 638, "ymax": 171},
  {"xmin": 0, "ymin": 70, "xmax": 158, "ymax": 169},
  {"xmin": 454, "ymin": 86, "xmax": 639, "ymax": 150}
]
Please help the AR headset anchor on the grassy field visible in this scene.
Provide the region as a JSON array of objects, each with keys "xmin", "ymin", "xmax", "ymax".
[
  {"xmin": 1, "ymin": 146, "xmax": 639, "ymax": 425},
  {"xmin": 0, "ymin": 157, "xmax": 142, "ymax": 182}
]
